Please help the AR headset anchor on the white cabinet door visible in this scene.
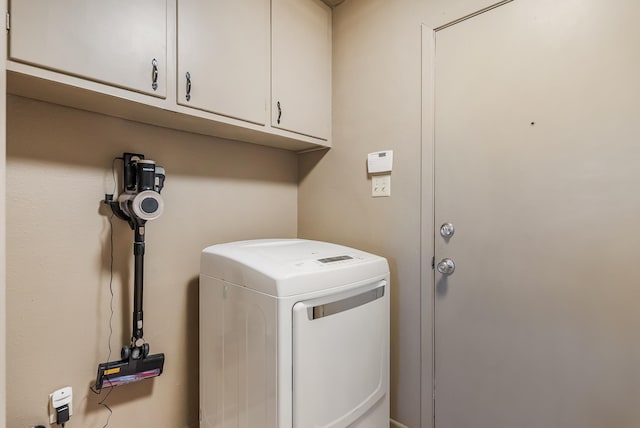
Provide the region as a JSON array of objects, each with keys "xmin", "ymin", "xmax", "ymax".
[
  {"xmin": 177, "ymin": 0, "xmax": 269, "ymax": 125},
  {"xmin": 9, "ymin": 0, "xmax": 167, "ymax": 97},
  {"xmin": 272, "ymin": 0, "xmax": 331, "ymax": 140}
]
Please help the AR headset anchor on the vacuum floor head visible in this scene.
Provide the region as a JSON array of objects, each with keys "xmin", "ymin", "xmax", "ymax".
[{"xmin": 95, "ymin": 353, "xmax": 165, "ymax": 390}]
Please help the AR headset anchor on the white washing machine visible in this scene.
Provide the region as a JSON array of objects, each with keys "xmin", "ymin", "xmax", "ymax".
[{"xmin": 199, "ymin": 239, "xmax": 389, "ymax": 428}]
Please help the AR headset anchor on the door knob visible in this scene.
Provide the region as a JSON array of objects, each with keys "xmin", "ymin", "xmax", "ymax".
[{"xmin": 437, "ymin": 258, "xmax": 455, "ymax": 275}]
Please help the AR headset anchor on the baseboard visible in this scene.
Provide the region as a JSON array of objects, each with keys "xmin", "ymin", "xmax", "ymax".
[{"xmin": 390, "ymin": 418, "xmax": 410, "ymax": 428}]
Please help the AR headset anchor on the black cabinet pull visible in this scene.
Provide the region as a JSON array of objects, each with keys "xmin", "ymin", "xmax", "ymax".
[
  {"xmin": 151, "ymin": 59, "xmax": 158, "ymax": 91},
  {"xmin": 186, "ymin": 72, "xmax": 192, "ymax": 101},
  {"xmin": 277, "ymin": 101, "xmax": 282, "ymax": 124}
]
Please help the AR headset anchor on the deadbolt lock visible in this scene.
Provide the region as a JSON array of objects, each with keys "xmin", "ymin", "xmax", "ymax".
[{"xmin": 440, "ymin": 223, "xmax": 455, "ymax": 239}]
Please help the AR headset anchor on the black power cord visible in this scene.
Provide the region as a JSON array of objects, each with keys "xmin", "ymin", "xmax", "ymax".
[
  {"xmin": 90, "ymin": 211, "xmax": 115, "ymax": 428},
  {"xmin": 89, "ymin": 157, "xmax": 123, "ymax": 428}
]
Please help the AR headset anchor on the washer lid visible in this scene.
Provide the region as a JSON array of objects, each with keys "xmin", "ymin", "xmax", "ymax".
[{"xmin": 200, "ymin": 239, "xmax": 389, "ymax": 297}]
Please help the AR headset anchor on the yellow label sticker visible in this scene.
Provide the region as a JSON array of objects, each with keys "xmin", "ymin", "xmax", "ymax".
[{"xmin": 104, "ymin": 368, "xmax": 121, "ymax": 375}]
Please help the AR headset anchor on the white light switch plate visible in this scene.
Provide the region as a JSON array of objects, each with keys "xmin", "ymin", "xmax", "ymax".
[{"xmin": 372, "ymin": 175, "xmax": 391, "ymax": 197}]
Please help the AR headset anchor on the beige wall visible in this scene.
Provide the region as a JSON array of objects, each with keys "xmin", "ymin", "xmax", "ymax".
[
  {"xmin": 299, "ymin": 1, "xmax": 497, "ymax": 427},
  {"xmin": 6, "ymin": 95, "xmax": 298, "ymax": 427}
]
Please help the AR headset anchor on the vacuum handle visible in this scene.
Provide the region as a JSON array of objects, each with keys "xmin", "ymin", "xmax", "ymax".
[{"xmin": 132, "ymin": 225, "xmax": 146, "ymax": 341}]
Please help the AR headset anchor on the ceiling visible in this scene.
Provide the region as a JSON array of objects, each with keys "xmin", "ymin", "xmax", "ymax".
[{"xmin": 321, "ymin": 0, "xmax": 347, "ymax": 8}]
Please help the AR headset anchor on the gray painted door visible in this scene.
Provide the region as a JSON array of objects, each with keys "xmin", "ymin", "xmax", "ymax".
[{"xmin": 434, "ymin": 1, "xmax": 640, "ymax": 427}]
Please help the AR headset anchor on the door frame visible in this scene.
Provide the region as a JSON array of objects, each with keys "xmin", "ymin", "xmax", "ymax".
[
  {"xmin": 419, "ymin": 3, "xmax": 515, "ymax": 427},
  {"xmin": 419, "ymin": 21, "xmax": 436, "ymax": 428},
  {"xmin": 1, "ymin": 0, "xmax": 7, "ymax": 424}
]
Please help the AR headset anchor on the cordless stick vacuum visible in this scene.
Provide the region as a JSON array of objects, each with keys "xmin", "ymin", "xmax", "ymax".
[{"xmin": 95, "ymin": 153, "xmax": 166, "ymax": 390}]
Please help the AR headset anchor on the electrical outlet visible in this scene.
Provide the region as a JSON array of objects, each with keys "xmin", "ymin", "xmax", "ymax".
[
  {"xmin": 372, "ymin": 175, "xmax": 391, "ymax": 197},
  {"xmin": 49, "ymin": 387, "xmax": 73, "ymax": 424}
]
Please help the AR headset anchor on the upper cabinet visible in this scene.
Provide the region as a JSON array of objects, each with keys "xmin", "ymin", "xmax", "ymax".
[
  {"xmin": 272, "ymin": 0, "xmax": 332, "ymax": 141},
  {"xmin": 177, "ymin": 0, "xmax": 269, "ymax": 125},
  {"xmin": 7, "ymin": 0, "xmax": 331, "ymax": 151},
  {"xmin": 9, "ymin": 0, "xmax": 167, "ymax": 97}
]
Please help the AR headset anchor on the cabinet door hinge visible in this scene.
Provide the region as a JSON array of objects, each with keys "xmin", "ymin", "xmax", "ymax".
[
  {"xmin": 6, "ymin": 12, "xmax": 9, "ymax": 31},
  {"xmin": 431, "ymin": 256, "xmax": 435, "ymax": 269}
]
